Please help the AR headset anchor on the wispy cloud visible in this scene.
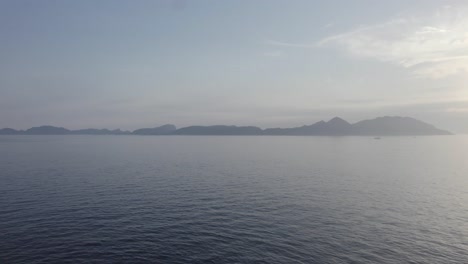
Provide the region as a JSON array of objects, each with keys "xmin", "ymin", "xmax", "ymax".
[{"xmin": 318, "ymin": 5, "xmax": 468, "ymax": 78}]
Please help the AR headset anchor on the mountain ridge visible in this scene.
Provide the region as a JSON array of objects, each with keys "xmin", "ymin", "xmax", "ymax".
[{"xmin": 0, "ymin": 116, "xmax": 452, "ymax": 136}]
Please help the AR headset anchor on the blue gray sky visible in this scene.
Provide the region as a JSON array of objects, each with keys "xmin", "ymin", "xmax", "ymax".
[{"xmin": 1, "ymin": 0, "xmax": 468, "ymax": 132}]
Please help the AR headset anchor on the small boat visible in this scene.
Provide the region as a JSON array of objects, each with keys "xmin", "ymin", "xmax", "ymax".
[{"xmin": 374, "ymin": 137, "xmax": 381, "ymax": 140}]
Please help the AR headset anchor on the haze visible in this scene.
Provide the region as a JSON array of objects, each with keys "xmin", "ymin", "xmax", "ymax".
[{"xmin": 1, "ymin": 0, "xmax": 467, "ymax": 132}]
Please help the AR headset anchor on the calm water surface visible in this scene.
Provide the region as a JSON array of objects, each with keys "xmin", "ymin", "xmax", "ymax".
[{"xmin": 1, "ymin": 135, "xmax": 467, "ymax": 263}]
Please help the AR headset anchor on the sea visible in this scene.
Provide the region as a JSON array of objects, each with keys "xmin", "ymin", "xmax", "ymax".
[{"xmin": 1, "ymin": 135, "xmax": 467, "ymax": 263}]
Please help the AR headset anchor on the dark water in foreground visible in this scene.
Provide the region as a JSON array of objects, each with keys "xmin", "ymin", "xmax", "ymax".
[{"xmin": 1, "ymin": 135, "xmax": 467, "ymax": 263}]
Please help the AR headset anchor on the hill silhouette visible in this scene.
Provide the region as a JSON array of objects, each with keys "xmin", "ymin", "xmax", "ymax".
[
  {"xmin": 133, "ymin": 124, "xmax": 176, "ymax": 135},
  {"xmin": 174, "ymin": 125, "xmax": 263, "ymax": 135},
  {"xmin": 0, "ymin": 128, "xmax": 22, "ymax": 135},
  {"xmin": 70, "ymin": 129, "xmax": 131, "ymax": 135},
  {"xmin": 264, "ymin": 117, "xmax": 354, "ymax": 135},
  {"xmin": 351, "ymin": 116, "xmax": 450, "ymax": 136},
  {"xmin": 0, "ymin": 116, "xmax": 452, "ymax": 136},
  {"xmin": 25, "ymin": 126, "xmax": 70, "ymax": 135}
]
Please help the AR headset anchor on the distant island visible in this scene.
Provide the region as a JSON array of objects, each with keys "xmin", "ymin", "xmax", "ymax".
[{"xmin": 0, "ymin": 116, "xmax": 452, "ymax": 136}]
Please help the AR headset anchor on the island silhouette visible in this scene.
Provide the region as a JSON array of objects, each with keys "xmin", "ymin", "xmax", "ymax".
[{"xmin": 0, "ymin": 116, "xmax": 452, "ymax": 136}]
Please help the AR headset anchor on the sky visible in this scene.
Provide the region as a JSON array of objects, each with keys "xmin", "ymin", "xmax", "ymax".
[{"xmin": 1, "ymin": 0, "xmax": 468, "ymax": 132}]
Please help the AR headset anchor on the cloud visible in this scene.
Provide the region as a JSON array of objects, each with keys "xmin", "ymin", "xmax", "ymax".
[{"xmin": 318, "ymin": 5, "xmax": 468, "ymax": 78}]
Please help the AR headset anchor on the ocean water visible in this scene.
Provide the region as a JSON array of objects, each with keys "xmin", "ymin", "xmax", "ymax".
[{"xmin": 0, "ymin": 135, "xmax": 467, "ymax": 263}]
